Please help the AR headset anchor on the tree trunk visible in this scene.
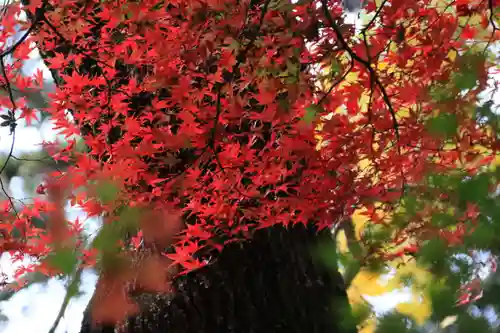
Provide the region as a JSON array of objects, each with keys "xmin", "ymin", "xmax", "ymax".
[{"xmin": 81, "ymin": 224, "xmax": 356, "ymax": 333}]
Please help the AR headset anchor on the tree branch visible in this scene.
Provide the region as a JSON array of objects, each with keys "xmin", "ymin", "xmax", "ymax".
[{"xmin": 320, "ymin": 0, "xmax": 400, "ymax": 141}]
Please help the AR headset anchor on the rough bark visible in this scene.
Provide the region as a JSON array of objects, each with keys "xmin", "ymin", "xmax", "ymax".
[{"xmin": 81, "ymin": 224, "xmax": 356, "ymax": 333}]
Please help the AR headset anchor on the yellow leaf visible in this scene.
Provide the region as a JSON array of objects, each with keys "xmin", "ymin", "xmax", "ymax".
[
  {"xmin": 395, "ymin": 295, "xmax": 432, "ymax": 325},
  {"xmin": 349, "ymin": 270, "xmax": 389, "ymax": 297},
  {"xmin": 389, "ymin": 261, "xmax": 432, "ymax": 290},
  {"xmin": 397, "ymin": 107, "xmax": 411, "ymax": 119},
  {"xmin": 359, "ymin": 317, "xmax": 377, "ymax": 333},
  {"xmin": 347, "ymin": 287, "xmax": 365, "ymax": 305},
  {"xmin": 493, "ymin": 155, "xmax": 500, "ymax": 167},
  {"xmin": 338, "ymin": 72, "xmax": 359, "ymax": 89},
  {"xmin": 377, "ymin": 62, "xmax": 387, "ymax": 70},
  {"xmin": 352, "ymin": 209, "xmax": 370, "ymax": 239},
  {"xmin": 337, "ymin": 231, "xmax": 348, "ymax": 253}
]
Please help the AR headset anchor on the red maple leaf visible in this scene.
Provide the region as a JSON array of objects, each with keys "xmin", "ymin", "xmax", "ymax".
[{"xmin": 19, "ymin": 107, "xmax": 38, "ymax": 126}]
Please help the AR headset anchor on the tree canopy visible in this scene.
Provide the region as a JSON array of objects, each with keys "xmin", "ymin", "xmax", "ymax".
[{"xmin": 0, "ymin": 0, "xmax": 498, "ymax": 331}]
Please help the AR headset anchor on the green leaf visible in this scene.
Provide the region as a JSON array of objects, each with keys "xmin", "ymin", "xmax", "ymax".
[
  {"xmin": 375, "ymin": 312, "xmax": 416, "ymax": 333},
  {"xmin": 342, "ymin": 255, "xmax": 362, "ymax": 286},
  {"xmin": 452, "ymin": 52, "xmax": 484, "ymax": 92},
  {"xmin": 466, "ymin": 221, "xmax": 495, "ymax": 248},
  {"xmin": 364, "ymin": 223, "xmax": 392, "ymax": 245},
  {"xmin": 430, "ymin": 212, "xmax": 457, "ymax": 228},
  {"xmin": 47, "ymin": 248, "xmax": 78, "ymax": 275},
  {"xmin": 92, "ymin": 222, "xmax": 122, "ymax": 253},
  {"xmin": 117, "ymin": 206, "xmax": 141, "ymax": 233},
  {"xmin": 458, "ymin": 173, "xmax": 490, "ymax": 204},
  {"xmin": 91, "ymin": 206, "xmax": 142, "ymax": 271},
  {"xmin": 365, "ymin": 257, "xmax": 386, "ymax": 275},
  {"xmin": 417, "ymin": 238, "xmax": 447, "ymax": 270},
  {"xmin": 227, "ymin": 39, "xmax": 240, "ymax": 52},
  {"xmin": 453, "ymin": 69, "xmax": 477, "ymax": 90},
  {"xmin": 95, "ymin": 181, "xmax": 120, "ymax": 204},
  {"xmin": 330, "ymin": 58, "xmax": 341, "ymax": 75},
  {"xmin": 427, "ymin": 281, "xmax": 456, "ymax": 322},
  {"xmin": 426, "ymin": 113, "xmax": 458, "ymax": 138},
  {"xmin": 402, "ymin": 195, "xmax": 419, "ymax": 216},
  {"xmin": 303, "ymin": 104, "xmax": 322, "ymax": 124},
  {"xmin": 342, "ymin": 302, "xmax": 371, "ymax": 331},
  {"xmin": 315, "ymin": 240, "xmax": 344, "ymax": 273},
  {"xmin": 456, "ymin": 313, "xmax": 491, "ymax": 333},
  {"xmin": 285, "ymin": 59, "xmax": 299, "ymax": 75},
  {"xmin": 430, "ymin": 85, "xmax": 454, "ymax": 102}
]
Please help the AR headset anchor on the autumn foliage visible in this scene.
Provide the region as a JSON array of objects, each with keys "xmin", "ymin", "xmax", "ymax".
[{"xmin": 0, "ymin": 0, "xmax": 498, "ymax": 329}]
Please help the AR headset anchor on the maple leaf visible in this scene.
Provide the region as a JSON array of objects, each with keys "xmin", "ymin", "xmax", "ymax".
[
  {"xmin": 164, "ymin": 241, "xmax": 204, "ymax": 269},
  {"xmin": 19, "ymin": 107, "xmax": 38, "ymax": 126},
  {"xmin": 33, "ymin": 68, "xmax": 45, "ymax": 89},
  {"xmin": 460, "ymin": 25, "xmax": 477, "ymax": 39}
]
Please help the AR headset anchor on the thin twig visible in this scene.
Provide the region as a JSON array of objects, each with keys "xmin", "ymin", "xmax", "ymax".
[
  {"xmin": 317, "ymin": 58, "xmax": 355, "ymax": 106},
  {"xmin": 47, "ymin": 266, "xmax": 84, "ymax": 333},
  {"xmin": 41, "ymin": 16, "xmax": 114, "ymax": 70},
  {"xmin": 0, "ymin": 2, "xmax": 47, "ymax": 218},
  {"xmin": 488, "ymin": 0, "xmax": 499, "ymax": 32},
  {"xmin": 0, "ymin": 130, "xmax": 19, "ymax": 218},
  {"xmin": 0, "ymin": 21, "xmax": 40, "ymax": 59},
  {"xmin": 360, "ymin": 0, "xmax": 389, "ymax": 34},
  {"xmin": 320, "ymin": 0, "xmax": 400, "ymax": 141}
]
